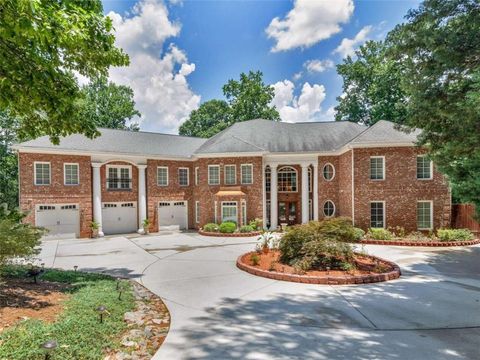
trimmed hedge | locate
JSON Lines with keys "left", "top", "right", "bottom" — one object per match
{"left": 437, "top": 228, "right": 474, "bottom": 242}
{"left": 219, "top": 221, "right": 236, "bottom": 233}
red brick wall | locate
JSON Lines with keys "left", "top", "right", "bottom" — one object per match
{"left": 193, "top": 157, "right": 263, "bottom": 229}
{"left": 146, "top": 159, "right": 195, "bottom": 231}
{"left": 19, "top": 153, "right": 93, "bottom": 237}
{"left": 318, "top": 156, "right": 341, "bottom": 219}
{"left": 352, "top": 147, "right": 451, "bottom": 232}
{"left": 337, "top": 150, "right": 353, "bottom": 219}
{"left": 101, "top": 161, "right": 139, "bottom": 203}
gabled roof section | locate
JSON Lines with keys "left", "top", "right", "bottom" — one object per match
{"left": 14, "top": 128, "right": 207, "bottom": 158}
{"left": 349, "top": 120, "right": 420, "bottom": 146}
{"left": 195, "top": 119, "right": 367, "bottom": 154}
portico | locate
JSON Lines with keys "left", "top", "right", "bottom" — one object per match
{"left": 263, "top": 155, "right": 319, "bottom": 230}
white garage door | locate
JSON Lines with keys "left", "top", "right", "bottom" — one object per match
{"left": 36, "top": 204, "right": 80, "bottom": 238}
{"left": 102, "top": 202, "right": 137, "bottom": 235}
{"left": 158, "top": 201, "right": 188, "bottom": 230}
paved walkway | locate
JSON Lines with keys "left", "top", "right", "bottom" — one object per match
{"left": 38, "top": 232, "right": 480, "bottom": 360}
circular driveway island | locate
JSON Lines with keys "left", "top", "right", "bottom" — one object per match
{"left": 38, "top": 232, "right": 480, "bottom": 360}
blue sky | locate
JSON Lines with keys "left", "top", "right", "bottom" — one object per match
{"left": 102, "top": 0, "right": 420, "bottom": 133}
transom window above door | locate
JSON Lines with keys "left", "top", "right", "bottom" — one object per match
{"left": 107, "top": 166, "right": 131, "bottom": 190}
{"left": 278, "top": 166, "right": 297, "bottom": 192}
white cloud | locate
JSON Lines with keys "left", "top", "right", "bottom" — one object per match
{"left": 271, "top": 80, "right": 327, "bottom": 123}
{"left": 266, "top": 0, "right": 354, "bottom": 52}
{"left": 292, "top": 72, "right": 303, "bottom": 81}
{"left": 107, "top": 0, "right": 200, "bottom": 133}
{"left": 333, "top": 25, "right": 372, "bottom": 58}
{"left": 304, "top": 59, "right": 335, "bottom": 73}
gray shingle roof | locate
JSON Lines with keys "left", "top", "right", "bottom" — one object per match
{"left": 14, "top": 119, "right": 420, "bottom": 157}
{"left": 15, "top": 128, "right": 207, "bottom": 158}
{"left": 349, "top": 120, "right": 420, "bottom": 145}
{"left": 194, "top": 119, "right": 367, "bottom": 154}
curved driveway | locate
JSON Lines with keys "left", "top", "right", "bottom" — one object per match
{"left": 39, "top": 232, "right": 480, "bottom": 360}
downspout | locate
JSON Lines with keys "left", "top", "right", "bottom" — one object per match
{"left": 351, "top": 148, "right": 355, "bottom": 226}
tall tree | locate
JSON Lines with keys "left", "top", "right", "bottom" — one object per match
{"left": 335, "top": 41, "right": 407, "bottom": 126}
{"left": 81, "top": 77, "right": 141, "bottom": 131}
{"left": 0, "top": 112, "right": 21, "bottom": 209}
{"left": 178, "top": 100, "right": 230, "bottom": 138}
{"left": 223, "top": 70, "right": 280, "bottom": 122}
{"left": 179, "top": 71, "right": 280, "bottom": 138}
{"left": 386, "top": 0, "right": 480, "bottom": 216}
{"left": 0, "top": 0, "right": 128, "bottom": 144}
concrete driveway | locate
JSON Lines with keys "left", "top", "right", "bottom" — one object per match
{"left": 38, "top": 232, "right": 480, "bottom": 360}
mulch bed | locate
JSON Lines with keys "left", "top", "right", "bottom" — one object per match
{"left": 0, "top": 278, "right": 70, "bottom": 332}
{"left": 198, "top": 229, "right": 262, "bottom": 237}
{"left": 237, "top": 250, "right": 401, "bottom": 285}
{"left": 359, "top": 238, "right": 480, "bottom": 247}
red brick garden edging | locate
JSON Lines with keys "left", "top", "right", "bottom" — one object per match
{"left": 198, "top": 230, "right": 262, "bottom": 237}
{"left": 236, "top": 252, "right": 401, "bottom": 285}
{"left": 359, "top": 238, "right": 480, "bottom": 247}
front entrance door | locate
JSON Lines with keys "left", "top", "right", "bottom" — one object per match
{"left": 278, "top": 201, "right": 297, "bottom": 225}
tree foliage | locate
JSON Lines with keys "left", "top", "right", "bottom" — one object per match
{"left": 335, "top": 0, "right": 480, "bottom": 217}
{"left": 0, "top": 0, "right": 129, "bottom": 144}
{"left": 179, "top": 71, "right": 280, "bottom": 138}
{"left": 0, "top": 206, "right": 44, "bottom": 268}
{"left": 80, "top": 77, "right": 140, "bottom": 131}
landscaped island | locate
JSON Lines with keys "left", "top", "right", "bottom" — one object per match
{"left": 0, "top": 265, "right": 169, "bottom": 359}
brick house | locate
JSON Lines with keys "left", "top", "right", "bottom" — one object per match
{"left": 13, "top": 119, "right": 451, "bottom": 238}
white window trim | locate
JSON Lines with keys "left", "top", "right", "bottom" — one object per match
{"left": 416, "top": 155, "right": 433, "bottom": 180}
{"left": 370, "top": 156, "right": 385, "bottom": 181}
{"left": 278, "top": 166, "right": 298, "bottom": 193}
{"left": 208, "top": 165, "right": 220, "bottom": 185}
{"left": 106, "top": 165, "right": 132, "bottom": 189}
{"left": 195, "top": 201, "right": 200, "bottom": 223}
{"left": 417, "top": 200, "right": 434, "bottom": 230}
{"left": 63, "top": 163, "right": 79, "bottom": 186}
{"left": 157, "top": 166, "right": 169, "bottom": 186}
{"left": 370, "top": 200, "right": 386, "bottom": 228}
{"left": 323, "top": 200, "right": 336, "bottom": 218}
{"left": 34, "top": 161, "right": 51, "bottom": 186}
{"left": 224, "top": 164, "right": 236, "bottom": 185}
{"left": 240, "top": 164, "right": 253, "bottom": 185}
{"left": 221, "top": 201, "right": 238, "bottom": 223}
{"left": 241, "top": 200, "right": 247, "bottom": 225}
{"left": 178, "top": 167, "right": 189, "bottom": 186}
{"left": 322, "top": 162, "right": 336, "bottom": 181}
{"left": 195, "top": 167, "right": 199, "bottom": 185}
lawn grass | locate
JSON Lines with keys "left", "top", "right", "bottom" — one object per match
{"left": 0, "top": 266, "right": 135, "bottom": 360}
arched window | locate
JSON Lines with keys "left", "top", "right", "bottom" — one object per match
{"left": 278, "top": 166, "right": 297, "bottom": 192}
{"left": 323, "top": 163, "right": 335, "bottom": 181}
{"left": 323, "top": 200, "right": 336, "bottom": 217}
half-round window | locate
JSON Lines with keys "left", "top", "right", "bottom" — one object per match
{"left": 323, "top": 163, "right": 335, "bottom": 181}
{"left": 323, "top": 200, "right": 335, "bottom": 217}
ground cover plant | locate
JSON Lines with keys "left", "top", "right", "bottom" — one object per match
{"left": 365, "top": 226, "right": 475, "bottom": 242}
{"left": 201, "top": 220, "right": 261, "bottom": 234}
{"left": 0, "top": 265, "right": 135, "bottom": 360}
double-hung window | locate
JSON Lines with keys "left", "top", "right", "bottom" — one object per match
{"left": 221, "top": 201, "right": 237, "bottom": 223}
{"left": 417, "top": 201, "right": 433, "bottom": 230}
{"left": 178, "top": 168, "right": 189, "bottom": 186}
{"left": 241, "top": 164, "right": 253, "bottom": 184}
{"left": 370, "top": 201, "right": 385, "bottom": 228}
{"left": 370, "top": 156, "right": 385, "bottom": 180}
{"left": 208, "top": 165, "right": 220, "bottom": 185}
{"left": 224, "top": 165, "right": 236, "bottom": 185}
{"left": 107, "top": 166, "right": 131, "bottom": 189}
{"left": 417, "top": 156, "right": 432, "bottom": 180}
{"left": 64, "top": 163, "right": 79, "bottom": 185}
{"left": 157, "top": 167, "right": 168, "bottom": 186}
{"left": 35, "top": 162, "right": 51, "bottom": 185}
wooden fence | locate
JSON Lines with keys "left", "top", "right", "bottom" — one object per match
{"left": 452, "top": 204, "right": 480, "bottom": 234}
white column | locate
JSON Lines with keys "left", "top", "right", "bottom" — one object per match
{"left": 313, "top": 163, "right": 319, "bottom": 221}
{"left": 262, "top": 163, "right": 267, "bottom": 230}
{"left": 270, "top": 164, "right": 278, "bottom": 230}
{"left": 301, "top": 164, "right": 309, "bottom": 224}
{"left": 137, "top": 164, "right": 147, "bottom": 234}
{"left": 92, "top": 163, "right": 104, "bottom": 237}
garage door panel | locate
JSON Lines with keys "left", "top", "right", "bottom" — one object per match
{"left": 159, "top": 201, "right": 187, "bottom": 230}
{"left": 36, "top": 205, "right": 80, "bottom": 238}
{"left": 102, "top": 202, "right": 137, "bottom": 235}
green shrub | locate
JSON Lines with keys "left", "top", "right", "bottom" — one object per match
{"left": 367, "top": 228, "right": 394, "bottom": 240}
{"left": 389, "top": 226, "right": 406, "bottom": 238}
{"left": 203, "top": 223, "right": 219, "bottom": 232}
{"left": 240, "top": 225, "right": 254, "bottom": 233}
{"left": 437, "top": 228, "right": 474, "bottom": 242}
{"left": 249, "top": 218, "right": 262, "bottom": 230}
{"left": 250, "top": 253, "right": 260, "bottom": 266}
{"left": 353, "top": 227, "right": 365, "bottom": 242}
{"left": 219, "top": 221, "right": 236, "bottom": 233}
{"left": 310, "top": 217, "right": 357, "bottom": 242}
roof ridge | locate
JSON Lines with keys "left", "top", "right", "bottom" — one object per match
{"left": 97, "top": 127, "right": 205, "bottom": 140}
{"left": 230, "top": 134, "right": 266, "bottom": 151}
